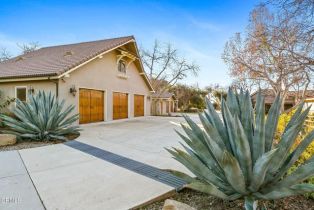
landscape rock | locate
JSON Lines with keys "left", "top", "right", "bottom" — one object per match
{"left": 162, "top": 199, "right": 196, "bottom": 210}
{"left": 0, "top": 134, "right": 17, "bottom": 146}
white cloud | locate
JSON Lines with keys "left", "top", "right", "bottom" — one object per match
{"left": 189, "top": 17, "right": 220, "bottom": 32}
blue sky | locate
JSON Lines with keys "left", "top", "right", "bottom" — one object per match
{"left": 0, "top": 0, "right": 261, "bottom": 87}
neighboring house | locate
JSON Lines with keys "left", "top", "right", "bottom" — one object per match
{"left": 251, "top": 89, "right": 314, "bottom": 111}
{"left": 304, "top": 97, "right": 314, "bottom": 112}
{"left": 151, "top": 92, "right": 178, "bottom": 115}
{"left": 0, "top": 36, "right": 154, "bottom": 124}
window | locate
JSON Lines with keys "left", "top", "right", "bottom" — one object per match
{"left": 15, "top": 86, "right": 27, "bottom": 102}
{"left": 118, "top": 60, "right": 126, "bottom": 74}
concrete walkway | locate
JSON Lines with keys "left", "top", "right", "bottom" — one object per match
{"left": 0, "top": 151, "right": 44, "bottom": 210}
{"left": 3, "top": 115, "right": 198, "bottom": 210}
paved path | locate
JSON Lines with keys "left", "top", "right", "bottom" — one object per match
{"left": 3, "top": 115, "right": 199, "bottom": 210}
{"left": 0, "top": 151, "right": 44, "bottom": 210}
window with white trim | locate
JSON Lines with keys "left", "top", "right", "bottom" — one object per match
{"left": 15, "top": 86, "right": 27, "bottom": 102}
{"left": 118, "top": 59, "right": 126, "bottom": 74}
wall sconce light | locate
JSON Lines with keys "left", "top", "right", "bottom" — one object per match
{"left": 69, "top": 85, "right": 77, "bottom": 96}
{"left": 28, "top": 86, "right": 35, "bottom": 94}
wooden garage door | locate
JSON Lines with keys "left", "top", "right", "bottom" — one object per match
{"left": 113, "top": 92, "right": 128, "bottom": 120}
{"left": 134, "top": 95, "right": 144, "bottom": 117}
{"left": 79, "top": 89, "right": 104, "bottom": 124}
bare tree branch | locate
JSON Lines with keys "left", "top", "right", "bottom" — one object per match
{"left": 0, "top": 47, "right": 12, "bottom": 62}
{"left": 140, "top": 40, "right": 200, "bottom": 95}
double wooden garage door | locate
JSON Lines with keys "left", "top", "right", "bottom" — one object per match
{"left": 113, "top": 93, "right": 144, "bottom": 120}
{"left": 79, "top": 89, "right": 104, "bottom": 124}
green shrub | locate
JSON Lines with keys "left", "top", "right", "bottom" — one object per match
{"left": 0, "top": 91, "right": 80, "bottom": 141}
{"left": 167, "top": 89, "right": 314, "bottom": 210}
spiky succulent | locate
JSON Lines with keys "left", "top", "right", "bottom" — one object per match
{"left": 0, "top": 91, "right": 80, "bottom": 141}
{"left": 167, "top": 89, "right": 314, "bottom": 210}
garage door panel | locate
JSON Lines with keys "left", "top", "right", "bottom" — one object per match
{"left": 90, "top": 90, "right": 104, "bottom": 122}
{"left": 134, "top": 95, "right": 144, "bottom": 117}
{"left": 79, "top": 89, "right": 104, "bottom": 124}
{"left": 113, "top": 92, "right": 128, "bottom": 120}
{"left": 79, "top": 90, "right": 91, "bottom": 124}
{"left": 113, "top": 93, "right": 120, "bottom": 120}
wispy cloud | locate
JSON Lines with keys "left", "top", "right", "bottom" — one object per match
{"left": 189, "top": 17, "right": 220, "bottom": 32}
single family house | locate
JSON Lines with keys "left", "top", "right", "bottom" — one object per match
{"left": 0, "top": 36, "right": 154, "bottom": 124}
{"left": 251, "top": 89, "right": 314, "bottom": 112}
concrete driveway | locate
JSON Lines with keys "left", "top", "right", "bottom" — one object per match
{"left": 1, "top": 115, "right": 199, "bottom": 210}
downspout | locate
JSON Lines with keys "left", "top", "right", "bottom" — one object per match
{"left": 48, "top": 77, "right": 59, "bottom": 97}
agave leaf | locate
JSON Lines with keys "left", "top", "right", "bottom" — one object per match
{"left": 221, "top": 151, "right": 247, "bottom": 194}
{"left": 183, "top": 114, "right": 208, "bottom": 147}
{"left": 267, "top": 107, "right": 310, "bottom": 176}
{"left": 239, "top": 91, "right": 254, "bottom": 155}
{"left": 233, "top": 116, "right": 252, "bottom": 184}
{"left": 164, "top": 169, "right": 195, "bottom": 183}
{"left": 249, "top": 149, "right": 277, "bottom": 192}
{"left": 20, "top": 133, "right": 40, "bottom": 139}
{"left": 187, "top": 181, "right": 229, "bottom": 200}
{"left": 176, "top": 132, "right": 223, "bottom": 178}
{"left": 276, "top": 156, "right": 314, "bottom": 188}
{"left": 179, "top": 125, "right": 210, "bottom": 154}
{"left": 205, "top": 98, "right": 229, "bottom": 146}
{"left": 290, "top": 183, "right": 314, "bottom": 193}
{"left": 255, "top": 183, "right": 314, "bottom": 200}
{"left": 272, "top": 129, "right": 314, "bottom": 182}
{"left": 226, "top": 88, "right": 240, "bottom": 117}
{"left": 252, "top": 90, "right": 265, "bottom": 163}
{"left": 254, "top": 188, "right": 302, "bottom": 200}
{"left": 167, "top": 148, "right": 229, "bottom": 191}
{"left": 198, "top": 112, "right": 227, "bottom": 150}
{"left": 264, "top": 95, "right": 281, "bottom": 152}
{"left": 284, "top": 101, "right": 304, "bottom": 133}
{"left": 221, "top": 100, "right": 237, "bottom": 155}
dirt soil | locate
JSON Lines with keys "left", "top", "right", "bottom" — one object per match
{"left": 138, "top": 189, "right": 314, "bottom": 210}
{"left": 0, "top": 134, "right": 79, "bottom": 151}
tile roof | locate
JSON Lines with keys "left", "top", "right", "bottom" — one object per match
{"left": 152, "top": 92, "right": 175, "bottom": 99}
{"left": 0, "top": 36, "right": 134, "bottom": 79}
{"left": 251, "top": 89, "right": 314, "bottom": 104}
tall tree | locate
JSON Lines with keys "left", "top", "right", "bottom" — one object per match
{"left": 140, "top": 40, "right": 199, "bottom": 94}
{"left": 223, "top": 5, "right": 313, "bottom": 109}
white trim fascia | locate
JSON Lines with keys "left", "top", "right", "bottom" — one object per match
{"left": 0, "top": 77, "right": 51, "bottom": 83}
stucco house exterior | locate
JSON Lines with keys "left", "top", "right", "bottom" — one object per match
{"left": 151, "top": 92, "right": 178, "bottom": 115}
{"left": 0, "top": 36, "right": 154, "bottom": 124}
